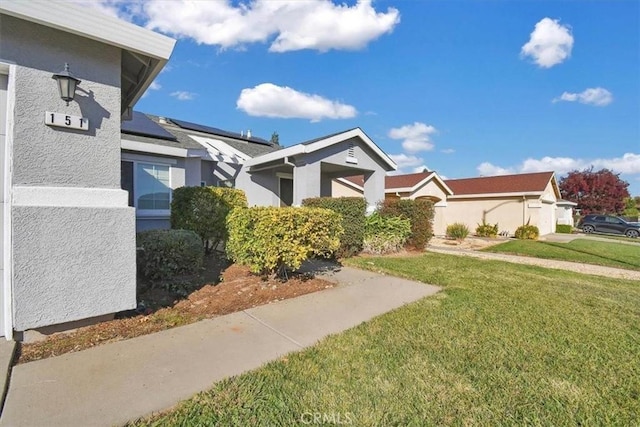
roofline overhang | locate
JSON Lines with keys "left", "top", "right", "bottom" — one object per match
{"left": 0, "top": 0, "right": 175, "bottom": 59}
{"left": 245, "top": 128, "right": 397, "bottom": 170}
{"left": 385, "top": 172, "right": 454, "bottom": 196}
{"left": 448, "top": 191, "right": 544, "bottom": 199}
{"left": 121, "top": 139, "right": 188, "bottom": 158}
{"left": 335, "top": 177, "right": 364, "bottom": 191}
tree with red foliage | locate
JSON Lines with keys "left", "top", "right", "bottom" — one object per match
{"left": 559, "top": 168, "right": 630, "bottom": 214}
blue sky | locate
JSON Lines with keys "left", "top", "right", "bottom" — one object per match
{"left": 92, "top": 0, "right": 639, "bottom": 194}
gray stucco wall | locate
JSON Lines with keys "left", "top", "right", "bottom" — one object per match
{"left": 12, "top": 206, "right": 136, "bottom": 330}
{"left": 2, "top": 16, "right": 138, "bottom": 331}
{"left": 1, "top": 15, "right": 122, "bottom": 188}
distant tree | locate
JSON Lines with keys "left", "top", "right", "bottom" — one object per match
{"left": 622, "top": 197, "right": 639, "bottom": 217}
{"left": 270, "top": 131, "right": 280, "bottom": 146}
{"left": 559, "top": 168, "right": 630, "bottom": 215}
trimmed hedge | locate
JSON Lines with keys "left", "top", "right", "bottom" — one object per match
{"left": 446, "top": 223, "right": 470, "bottom": 240}
{"left": 363, "top": 213, "right": 411, "bottom": 255}
{"left": 377, "top": 199, "right": 434, "bottom": 249}
{"left": 302, "top": 197, "right": 367, "bottom": 258}
{"left": 171, "top": 186, "right": 247, "bottom": 253}
{"left": 226, "top": 206, "right": 343, "bottom": 276}
{"left": 136, "top": 229, "right": 204, "bottom": 284}
{"left": 476, "top": 220, "right": 499, "bottom": 238}
{"left": 556, "top": 224, "right": 572, "bottom": 234}
{"left": 515, "top": 224, "right": 540, "bottom": 240}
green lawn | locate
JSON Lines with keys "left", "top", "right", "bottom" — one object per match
{"left": 587, "top": 233, "right": 640, "bottom": 243}
{"left": 482, "top": 238, "right": 640, "bottom": 271}
{"left": 132, "top": 254, "right": 640, "bottom": 426}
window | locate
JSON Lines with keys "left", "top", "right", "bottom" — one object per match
{"left": 136, "top": 163, "right": 171, "bottom": 210}
{"left": 121, "top": 160, "right": 171, "bottom": 212}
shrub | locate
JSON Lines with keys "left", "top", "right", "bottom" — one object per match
{"left": 136, "top": 229, "right": 204, "bottom": 284}
{"left": 515, "top": 224, "right": 540, "bottom": 240}
{"left": 556, "top": 224, "right": 572, "bottom": 234}
{"left": 363, "top": 213, "right": 411, "bottom": 255}
{"left": 226, "top": 206, "right": 343, "bottom": 276}
{"left": 446, "top": 223, "right": 470, "bottom": 240}
{"left": 302, "top": 197, "right": 367, "bottom": 258}
{"left": 476, "top": 220, "right": 499, "bottom": 238}
{"left": 377, "top": 199, "right": 434, "bottom": 249}
{"left": 171, "top": 186, "right": 247, "bottom": 253}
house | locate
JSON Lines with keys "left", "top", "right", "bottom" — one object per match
{"left": 0, "top": 1, "right": 175, "bottom": 339}
{"left": 443, "top": 172, "right": 560, "bottom": 236}
{"left": 121, "top": 115, "right": 397, "bottom": 231}
{"left": 334, "top": 170, "right": 561, "bottom": 236}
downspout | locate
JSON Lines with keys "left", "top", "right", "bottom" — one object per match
{"left": 284, "top": 156, "right": 297, "bottom": 206}
{"left": 2, "top": 65, "right": 16, "bottom": 340}
{"left": 522, "top": 195, "right": 526, "bottom": 225}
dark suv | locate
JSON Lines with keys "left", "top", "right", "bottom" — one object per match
{"left": 578, "top": 214, "right": 640, "bottom": 238}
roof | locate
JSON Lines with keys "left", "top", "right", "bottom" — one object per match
{"left": 121, "top": 112, "right": 279, "bottom": 159}
{"left": 245, "top": 128, "right": 397, "bottom": 170}
{"left": 444, "top": 172, "right": 556, "bottom": 196}
{"left": 1, "top": 0, "right": 176, "bottom": 116}
{"left": 386, "top": 171, "right": 431, "bottom": 190}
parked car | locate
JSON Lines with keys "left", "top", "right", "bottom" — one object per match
{"left": 577, "top": 214, "right": 640, "bottom": 238}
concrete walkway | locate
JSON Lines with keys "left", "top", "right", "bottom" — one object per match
{"left": 0, "top": 266, "right": 439, "bottom": 427}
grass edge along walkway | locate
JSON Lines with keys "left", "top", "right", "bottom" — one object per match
{"left": 131, "top": 253, "right": 640, "bottom": 426}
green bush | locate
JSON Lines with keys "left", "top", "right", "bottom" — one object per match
{"left": 226, "top": 206, "right": 343, "bottom": 276}
{"left": 515, "top": 224, "right": 540, "bottom": 240}
{"left": 476, "top": 220, "right": 499, "bottom": 238}
{"left": 171, "top": 186, "right": 247, "bottom": 253}
{"left": 556, "top": 224, "right": 572, "bottom": 234}
{"left": 363, "top": 213, "right": 411, "bottom": 255}
{"left": 136, "top": 229, "right": 204, "bottom": 284}
{"left": 302, "top": 197, "right": 366, "bottom": 258}
{"left": 446, "top": 223, "right": 470, "bottom": 240}
{"left": 377, "top": 199, "right": 434, "bottom": 250}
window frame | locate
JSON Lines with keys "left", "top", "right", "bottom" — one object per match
{"left": 121, "top": 159, "right": 173, "bottom": 217}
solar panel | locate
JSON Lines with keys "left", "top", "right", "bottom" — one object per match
{"left": 121, "top": 111, "right": 177, "bottom": 141}
{"left": 170, "top": 118, "right": 271, "bottom": 145}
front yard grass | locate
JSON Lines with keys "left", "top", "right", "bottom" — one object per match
{"left": 132, "top": 253, "right": 640, "bottom": 426}
{"left": 482, "top": 238, "right": 640, "bottom": 271}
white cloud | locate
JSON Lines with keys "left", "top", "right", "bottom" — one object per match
{"left": 148, "top": 81, "right": 161, "bottom": 91}
{"left": 236, "top": 83, "right": 356, "bottom": 122}
{"left": 477, "top": 153, "right": 640, "bottom": 177}
{"left": 388, "top": 122, "right": 437, "bottom": 153}
{"left": 521, "top": 17, "right": 573, "bottom": 68}
{"left": 441, "top": 148, "right": 455, "bottom": 154}
{"left": 388, "top": 153, "right": 425, "bottom": 175}
{"left": 101, "top": 0, "right": 400, "bottom": 53}
{"left": 170, "top": 91, "right": 196, "bottom": 101}
{"left": 553, "top": 87, "right": 613, "bottom": 106}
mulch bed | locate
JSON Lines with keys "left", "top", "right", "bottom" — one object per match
{"left": 17, "top": 259, "right": 335, "bottom": 364}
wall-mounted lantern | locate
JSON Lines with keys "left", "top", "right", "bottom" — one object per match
{"left": 52, "top": 63, "right": 81, "bottom": 106}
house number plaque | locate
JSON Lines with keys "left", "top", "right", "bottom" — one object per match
{"left": 45, "top": 112, "right": 89, "bottom": 131}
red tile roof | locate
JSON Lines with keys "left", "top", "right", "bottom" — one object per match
{"left": 385, "top": 171, "right": 431, "bottom": 189}
{"left": 341, "top": 175, "right": 364, "bottom": 187}
{"left": 444, "top": 172, "right": 555, "bottom": 195}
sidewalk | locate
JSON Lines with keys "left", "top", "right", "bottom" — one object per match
{"left": 0, "top": 266, "right": 439, "bottom": 427}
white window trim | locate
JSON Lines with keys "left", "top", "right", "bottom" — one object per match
{"left": 122, "top": 159, "right": 172, "bottom": 218}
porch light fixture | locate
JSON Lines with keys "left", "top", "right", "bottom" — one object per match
{"left": 52, "top": 63, "right": 81, "bottom": 106}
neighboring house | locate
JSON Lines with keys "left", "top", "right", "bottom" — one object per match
{"left": 443, "top": 172, "right": 560, "bottom": 236}
{"left": 556, "top": 199, "right": 578, "bottom": 226}
{"left": 121, "top": 116, "right": 397, "bottom": 231}
{"left": 0, "top": 1, "right": 175, "bottom": 339}
{"left": 335, "top": 170, "right": 561, "bottom": 236}
{"left": 121, "top": 112, "right": 279, "bottom": 230}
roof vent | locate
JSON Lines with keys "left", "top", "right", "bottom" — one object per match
{"left": 158, "top": 117, "right": 168, "bottom": 124}
{"left": 247, "top": 129, "right": 252, "bottom": 139}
